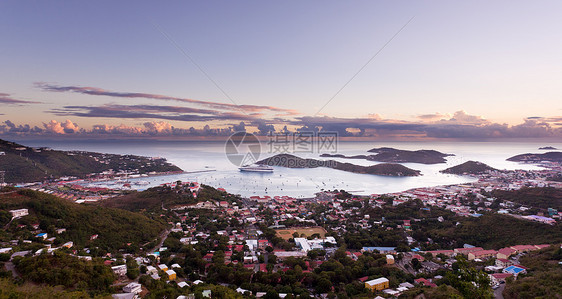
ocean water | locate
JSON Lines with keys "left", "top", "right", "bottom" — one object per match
{"left": 20, "top": 139, "right": 562, "bottom": 198}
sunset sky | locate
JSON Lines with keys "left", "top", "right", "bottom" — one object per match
{"left": 1, "top": 1, "right": 562, "bottom": 139}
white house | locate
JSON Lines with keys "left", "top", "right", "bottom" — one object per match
{"left": 123, "top": 282, "right": 142, "bottom": 294}
{"left": 9, "top": 209, "right": 28, "bottom": 218}
{"left": 111, "top": 265, "right": 127, "bottom": 276}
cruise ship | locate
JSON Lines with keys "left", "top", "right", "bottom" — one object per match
{"left": 238, "top": 164, "right": 274, "bottom": 173}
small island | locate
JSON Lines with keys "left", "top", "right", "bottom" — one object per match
{"left": 539, "top": 146, "right": 557, "bottom": 150}
{"left": 257, "top": 153, "right": 421, "bottom": 176}
{"left": 440, "top": 161, "right": 499, "bottom": 175}
{"left": 366, "top": 147, "right": 454, "bottom": 164}
{"left": 320, "top": 147, "right": 453, "bottom": 164}
{"left": 507, "top": 152, "right": 562, "bottom": 163}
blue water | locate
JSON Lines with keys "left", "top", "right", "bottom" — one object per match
{"left": 19, "top": 139, "right": 561, "bottom": 198}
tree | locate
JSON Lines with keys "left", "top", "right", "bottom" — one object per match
{"left": 445, "top": 256, "right": 493, "bottom": 299}
{"left": 315, "top": 278, "right": 333, "bottom": 294}
{"left": 411, "top": 258, "right": 422, "bottom": 271}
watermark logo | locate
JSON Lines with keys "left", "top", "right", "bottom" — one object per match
{"left": 225, "top": 132, "right": 262, "bottom": 167}
{"left": 267, "top": 132, "right": 338, "bottom": 154}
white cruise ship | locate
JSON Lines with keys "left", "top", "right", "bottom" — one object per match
{"left": 238, "top": 164, "right": 274, "bottom": 173}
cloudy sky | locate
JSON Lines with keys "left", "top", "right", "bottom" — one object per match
{"left": 1, "top": 1, "right": 562, "bottom": 139}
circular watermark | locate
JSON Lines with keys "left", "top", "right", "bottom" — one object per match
{"left": 225, "top": 132, "right": 262, "bottom": 167}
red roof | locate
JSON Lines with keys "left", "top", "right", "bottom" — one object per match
{"left": 358, "top": 276, "right": 369, "bottom": 282}
{"left": 491, "top": 273, "right": 513, "bottom": 279}
{"left": 259, "top": 264, "right": 267, "bottom": 272}
{"left": 498, "top": 248, "right": 516, "bottom": 256}
{"left": 455, "top": 247, "right": 483, "bottom": 253}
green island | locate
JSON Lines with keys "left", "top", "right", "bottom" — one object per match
{"left": 258, "top": 153, "right": 421, "bottom": 176}
{"left": 440, "top": 161, "right": 499, "bottom": 175}
{"left": 320, "top": 147, "right": 454, "bottom": 164}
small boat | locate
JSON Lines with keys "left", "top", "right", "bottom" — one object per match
{"left": 239, "top": 164, "right": 274, "bottom": 173}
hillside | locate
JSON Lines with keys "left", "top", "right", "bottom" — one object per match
{"left": 100, "top": 183, "right": 241, "bottom": 211}
{"left": 258, "top": 154, "right": 421, "bottom": 176}
{"left": 0, "top": 138, "right": 182, "bottom": 183}
{"left": 440, "top": 161, "right": 499, "bottom": 175}
{"left": 507, "top": 151, "right": 562, "bottom": 163}
{"left": 0, "top": 188, "right": 166, "bottom": 252}
{"left": 503, "top": 245, "right": 562, "bottom": 299}
{"left": 492, "top": 187, "right": 562, "bottom": 211}
{"left": 366, "top": 147, "right": 453, "bottom": 164}
{"left": 420, "top": 213, "right": 562, "bottom": 249}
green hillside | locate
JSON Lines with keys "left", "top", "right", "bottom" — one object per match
{"left": 100, "top": 183, "right": 241, "bottom": 212}
{"left": 440, "top": 160, "right": 498, "bottom": 175}
{"left": 0, "top": 138, "right": 182, "bottom": 183}
{"left": 0, "top": 188, "right": 166, "bottom": 253}
{"left": 492, "top": 187, "right": 562, "bottom": 211}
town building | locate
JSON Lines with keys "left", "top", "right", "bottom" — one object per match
{"left": 9, "top": 209, "right": 28, "bottom": 218}
{"left": 365, "top": 277, "right": 389, "bottom": 291}
{"left": 123, "top": 282, "right": 142, "bottom": 294}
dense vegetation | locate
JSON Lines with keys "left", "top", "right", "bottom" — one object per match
{"left": 258, "top": 154, "right": 421, "bottom": 176}
{"left": 419, "top": 213, "right": 562, "bottom": 249}
{"left": 13, "top": 252, "right": 115, "bottom": 295}
{"left": 0, "top": 138, "right": 181, "bottom": 183}
{"left": 0, "top": 278, "right": 95, "bottom": 299}
{"left": 492, "top": 187, "right": 562, "bottom": 211}
{"left": 0, "top": 189, "right": 166, "bottom": 253}
{"left": 503, "top": 245, "right": 562, "bottom": 299}
{"left": 101, "top": 183, "right": 242, "bottom": 212}
{"left": 440, "top": 161, "right": 498, "bottom": 175}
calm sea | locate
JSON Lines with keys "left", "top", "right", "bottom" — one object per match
{"left": 20, "top": 139, "right": 562, "bottom": 198}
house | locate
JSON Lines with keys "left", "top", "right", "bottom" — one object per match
{"left": 489, "top": 273, "right": 513, "bottom": 285}
{"left": 510, "top": 245, "right": 538, "bottom": 254}
{"left": 402, "top": 220, "right": 411, "bottom": 230}
{"left": 165, "top": 269, "right": 176, "bottom": 280}
{"left": 495, "top": 258, "right": 513, "bottom": 268}
{"left": 386, "top": 255, "right": 394, "bottom": 265}
{"left": 503, "top": 265, "right": 527, "bottom": 276}
{"left": 468, "top": 250, "right": 497, "bottom": 260}
{"left": 177, "top": 281, "right": 189, "bottom": 288}
{"left": 62, "top": 241, "right": 73, "bottom": 248}
{"left": 365, "top": 277, "right": 389, "bottom": 291}
{"left": 111, "top": 265, "right": 127, "bottom": 276}
{"left": 202, "top": 290, "right": 211, "bottom": 298}
{"left": 145, "top": 265, "right": 157, "bottom": 275}
{"left": 9, "top": 209, "right": 28, "bottom": 218}
{"left": 36, "top": 233, "right": 48, "bottom": 240}
{"left": 426, "top": 250, "right": 455, "bottom": 257}
{"left": 111, "top": 294, "right": 136, "bottom": 299}
{"left": 497, "top": 247, "right": 517, "bottom": 259}
{"left": 415, "top": 278, "right": 437, "bottom": 288}
{"left": 158, "top": 264, "right": 168, "bottom": 272}
{"left": 454, "top": 247, "right": 483, "bottom": 255}
{"left": 123, "top": 282, "right": 142, "bottom": 294}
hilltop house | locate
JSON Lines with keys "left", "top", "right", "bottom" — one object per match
{"left": 9, "top": 209, "right": 28, "bottom": 218}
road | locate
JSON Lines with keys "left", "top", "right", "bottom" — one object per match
{"left": 4, "top": 261, "right": 19, "bottom": 278}
{"left": 494, "top": 283, "right": 505, "bottom": 299}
